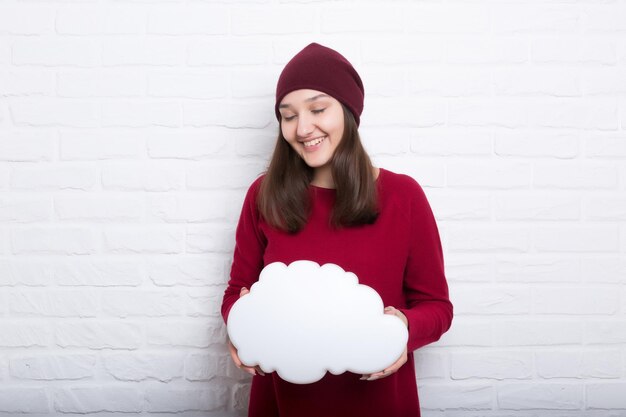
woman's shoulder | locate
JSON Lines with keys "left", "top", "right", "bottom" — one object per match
{"left": 379, "top": 167, "right": 423, "bottom": 193}
{"left": 378, "top": 168, "right": 435, "bottom": 220}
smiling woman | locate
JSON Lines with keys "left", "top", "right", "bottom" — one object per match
{"left": 278, "top": 91, "right": 344, "bottom": 181}
{"left": 260, "top": 85, "right": 378, "bottom": 233}
{"left": 280, "top": 92, "right": 341, "bottom": 169}
{"left": 221, "top": 42, "right": 453, "bottom": 417}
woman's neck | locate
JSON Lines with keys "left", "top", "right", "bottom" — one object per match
{"left": 311, "top": 165, "right": 334, "bottom": 189}
{"left": 310, "top": 166, "right": 380, "bottom": 189}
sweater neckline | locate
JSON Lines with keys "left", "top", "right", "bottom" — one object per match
{"left": 309, "top": 168, "right": 385, "bottom": 193}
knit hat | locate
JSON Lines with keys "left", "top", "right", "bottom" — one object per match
{"left": 275, "top": 42, "right": 365, "bottom": 127}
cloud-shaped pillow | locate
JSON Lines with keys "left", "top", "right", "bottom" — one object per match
{"left": 226, "top": 260, "right": 408, "bottom": 384}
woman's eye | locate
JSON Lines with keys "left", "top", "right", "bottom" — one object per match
{"left": 282, "top": 108, "right": 325, "bottom": 122}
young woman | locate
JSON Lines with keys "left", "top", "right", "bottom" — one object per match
{"left": 221, "top": 42, "right": 453, "bottom": 417}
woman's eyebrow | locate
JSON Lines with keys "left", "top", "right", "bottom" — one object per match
{"left": 279, "top": 94, "right": 330, "bottom": 109}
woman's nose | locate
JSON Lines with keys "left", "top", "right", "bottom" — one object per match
{"left": 296, "top": 114, "right": 314, "bottom": 138}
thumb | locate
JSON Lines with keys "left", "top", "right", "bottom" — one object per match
{"left": 385, "top": 306, "right": 408, "bottom": 327}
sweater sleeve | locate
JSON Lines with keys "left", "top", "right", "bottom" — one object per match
{"left": 397, "top": 179, "right": 453, "bottom": 352}
{"left": 221, "top": 176, "right": 267, "bottom": 325}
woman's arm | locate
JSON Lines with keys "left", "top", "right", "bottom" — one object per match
{"left": 221, "top": 176, "right": 267, "bottom": 324}
{"left": 397, "top": 179, "right": 453, "bottom": 352}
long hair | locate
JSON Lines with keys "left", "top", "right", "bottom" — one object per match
{"left": 258, "top": 104, "right": 378, "bottom": 233}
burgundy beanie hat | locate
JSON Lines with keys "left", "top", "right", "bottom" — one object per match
{"left": 275, "top": 42, "right": 365, "bottom": 127}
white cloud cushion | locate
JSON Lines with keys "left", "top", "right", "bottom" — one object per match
{"left": 227, "top": 260, "right": 409, "bottom": 384}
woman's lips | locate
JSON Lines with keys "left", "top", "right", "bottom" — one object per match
{"left": 302, "top": 136, "right": 327, "bottom": 152}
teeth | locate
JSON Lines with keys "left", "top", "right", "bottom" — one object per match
{"left": 303, "top": 136, "right": 326, "bottom": 147}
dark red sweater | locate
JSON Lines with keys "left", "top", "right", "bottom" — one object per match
{"left": 221, "top": 168, "right": 453, "bottom": 417}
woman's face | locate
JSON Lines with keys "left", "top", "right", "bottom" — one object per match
{"left": 278, "top": 89, "right": 345, "bottom": 170}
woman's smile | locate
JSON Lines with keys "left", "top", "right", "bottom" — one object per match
{"left": 279, "top": 89, "right": 345, "bottom": 184}
{"left": 301, "top": 135, "right": 327, "bottom": 151}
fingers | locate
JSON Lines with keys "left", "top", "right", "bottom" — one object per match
{"left": 228, "top": 339, "right": 264, "bottom": 376}
{"left": 238, "top": 363, "right": 265, "bottom": 377}
{"left": 362, "top": 366, "right": 392, "bottom": 381}
{"left": 360, "top": 307, "right": 409, "bottom": 381}
{"left": 232, "top": 288, "right": 262, "bottom": 377}
{"left": 235, "top": 359, "right": 264, "bottom": 377}
{"left": 384, "top": 306, "right": 408, "bottom": 328}
{"left": 227, "top": 340, "right": 242, "bottom": 367}
{"left": 361, "top": 347, "right": 408, "bottom": 382}
{"left": 362, "top": 359, "right": 405, "bottom": 381}
{"left": 360, "top": 370, "right": 385, "bottom": 381}
{"left": 240, "top": 364, "right": 259, "bottom": 376}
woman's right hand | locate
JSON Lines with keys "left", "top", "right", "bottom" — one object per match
{"left": 227, "top": 287, "right": 265, "bottom": 377}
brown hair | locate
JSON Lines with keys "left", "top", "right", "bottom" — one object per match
{"left": 258, "top": 104, "right": 378, "bottom": 233}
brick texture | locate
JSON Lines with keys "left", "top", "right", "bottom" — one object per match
{"left": 1, "top": 1, "right": 625, "bottom": 416}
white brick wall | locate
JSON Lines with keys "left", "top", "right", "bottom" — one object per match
{"left": 0, "top": 0, "right": 625, "bottom": 416}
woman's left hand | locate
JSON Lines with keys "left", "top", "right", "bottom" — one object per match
{"left": 360, "top": 306, "right": 408, "bottom": 382}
